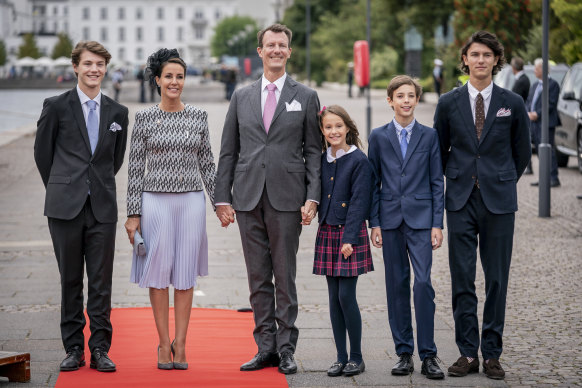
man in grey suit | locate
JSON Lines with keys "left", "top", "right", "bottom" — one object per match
{"left": 215, "top": 23, "right": 321, "bottom": 375}
{"left": 34, "top": 41, "right": 128, "bottom": 372}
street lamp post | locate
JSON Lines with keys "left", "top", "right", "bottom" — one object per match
{"left": 538, "top": 0, "right": 551, "bottom": 217}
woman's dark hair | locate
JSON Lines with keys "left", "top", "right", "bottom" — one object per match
{"left": 459, "top": 30, "right": 505, "bottom": 76}
{"left": 318, "top": 105, "right": 362, "bottom": 151}
{"left": 145, "top": 48, "right": 187, "bottom": 95}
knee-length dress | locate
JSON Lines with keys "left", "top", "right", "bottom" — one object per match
{"left": 127, "top": 104, "right": 216, "bottom": 289}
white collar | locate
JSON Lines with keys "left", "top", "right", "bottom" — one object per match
{"left": 76, "top": 85, "right": 102, "bottom": 106}
{"left": 467, "top": 81, "right": 493, "bottom": 100}
{"left": 326, "top": 145, "right": 357, "bottom": 162}
{"left": 261, "top": 73, "right": 287, "bottom": 92}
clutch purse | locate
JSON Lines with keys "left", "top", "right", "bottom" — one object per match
{"left": 134, "top": 230, "right": 146, "bottom": 256}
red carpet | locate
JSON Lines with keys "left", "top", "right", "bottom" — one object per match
{"left": 55, "top": 308, "right": 288, "bottom": 388}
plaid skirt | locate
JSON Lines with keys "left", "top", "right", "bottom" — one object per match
{"left": 313, "top": 222, "right": 374, "bottom": 277}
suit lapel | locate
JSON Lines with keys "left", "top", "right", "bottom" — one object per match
{"left": 385, "top": 122, "right": 403, "bottom": 163}
{"left": 454, "top": 85, "right": 479, "bottom": 147}
{"left": 250, "top": 79, "right": 264, "bottom": 132}
{"left": 68, "top": 88, "right": 92, "bottom": 153}
{"left": 479, "top": 84, "right": 504, "bottom": 144}
{"left": 94, "top": 95, "right": 110, "bottom": 156}
{"left": 270, "top": 77, "right": 298, "bottom": 131}
{"left": 402, "top": 121, "right": 423, "bottom": 169}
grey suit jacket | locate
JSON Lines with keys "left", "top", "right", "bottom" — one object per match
{"left": 215, "top": 76, "right": 321, "bottom": 212}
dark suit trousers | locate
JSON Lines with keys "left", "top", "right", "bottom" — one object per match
{"left": 236, "top": 188, "right": 302, "bottom": 354}
{"left": 382, "top": 222, "right": 437, "bottom": 360}
{"left": 48, "top": 197, "right": 116, "bottom": 353}
{"left": 447, "top": 187, "right": 514, "bottom": 360}
{"left": 532, "top": 125, "right": 559, "bottom": 181}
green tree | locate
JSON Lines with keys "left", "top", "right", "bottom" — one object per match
{"left": 0, "top": 40, "right": 6, "bottom": 66}
{"left": 210, "top": 16, "right": 259, "bottom": 58}
{"left": 552, "top": 0, "right": 582, "bottom": 64}
{"left": 51, "top": 32, "right": 73, "bottom": 59}
{"left": 18, "top": 33, "right": 41, "bottom": 59}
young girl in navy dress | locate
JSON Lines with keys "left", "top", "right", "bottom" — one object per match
{"left": 312, "top": 105, "right": 374, "bottom": 377}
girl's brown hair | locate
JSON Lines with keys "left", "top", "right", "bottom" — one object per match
{"left": 318, "top": 105, "right": 362, "bottom": 151}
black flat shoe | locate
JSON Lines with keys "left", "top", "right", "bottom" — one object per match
{"left": 240, "top": 352, "right": 280, "bottom": 371}
{"left": 343, "top": 360, "right": 365, "bottom": 376}
{"left": 391, "top": 353, "right": 413, "bottom": 375}
{"left": 327, "top": 361, "right": 345, "bottom": 377}
{"left": 421, "top": 356, "right": 444, "bottom": 379}
{"left": 278, "top": 352, "right": 297, "bottom": 374}
{"left": 90, "top": 348, "right": 116, "bottom": 372}
{"left": 60, "top": 346, "right": 85, "bottom": 371}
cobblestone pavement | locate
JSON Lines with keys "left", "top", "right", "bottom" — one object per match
{"left": 0, "top": 80, "right": 581, "bottom": 387}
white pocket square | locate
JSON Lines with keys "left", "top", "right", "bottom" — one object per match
{"left": 285, "top": 100, "right": 302, "bottom": 112}
{"left": 496, "top": 108, "right": 511, "bottom": 117}
{"left": 109, "top": 122, "right": 122, "bottom": 132}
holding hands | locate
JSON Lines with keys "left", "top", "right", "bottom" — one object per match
{"left": 301, "top": 200, "right": 317, "bottom": 225}
{"left": 216, "top": 204, "right": 236, "bottom": 227}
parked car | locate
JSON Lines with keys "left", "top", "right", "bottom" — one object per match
{"left": 494, "top": 63, "right": 569, "bottom": 91}
{"left": 555, "top": 62, "right": 582, "bottom": 172}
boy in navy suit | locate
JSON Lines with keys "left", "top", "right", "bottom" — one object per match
{"left": 369, "top": 75, "right": 445, "bottom": 380}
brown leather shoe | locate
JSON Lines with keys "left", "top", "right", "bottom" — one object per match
{"left": 448, "top": 356, "right": 479, "bottom": 377}
{"left": 483, "top": 359, "right": 505, "bottom": 380}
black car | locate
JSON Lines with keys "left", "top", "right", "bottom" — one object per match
{"left": 555, "top": 63, "right": 582, "bottom": 173}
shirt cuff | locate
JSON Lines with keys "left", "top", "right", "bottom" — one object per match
{"left": 307, "top": 199, "right": 319, "bottom": 205}
{"left": 215, "top": 202, "right": 231, "bottom": 206}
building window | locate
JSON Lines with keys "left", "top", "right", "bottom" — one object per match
{"left": 100, "top": 7, "right": 107, "bottom": 20}
{"left": 83, "top": 27, "right": 90, "bottom": 40}
{"left": 136, "top": 47, "right": 143, "bottom": 61}
{"left": 64, "top": 22, "right": 69, "bottom": 33}
{"left": 157, "top": 7, "right": 164, "bottom": 20}
{"left": 64, "top": 6, "right": 68, "bottom": 16}
{"left": 136, "top": 7, "right": 142, "bottom": 20}
{"left": 215, "top": 8, "right": 221, "bottom": 20}
{"left": 82, "top": 7, "right": 90, "bottom": 20}
{"left": 177, "top": 27, "right": 183, "bottom": 42}
{"left": 136, "top": 27, "right": 143, "bottom": 42}
{"left": 101, "top": 27, "right": 108, "bottom": 42}
{"left": 53, "top": 6, "right": 58, "bottom": 15}
{"left": 157, "top": 27, "right": 164, "bottom": 42}
{"left": 195, "top": 9, "right": 204, "bottom": 19}
{"left": 118, "top": 7, "right": 125, "bottom": 20}
{"left": 119, "top": 27, "right": 125, "bottom": 42}
{"left": 195, "top": 26, "right": 204, "bottom": 40}
{"left": 53, "top": 22, "right": 58, "bottom": 32}
{"left": 177, "top": 7, "right": 183, "bottom": 20}
{"left": 119, "top": 47, "right": 125, "bottom": 60}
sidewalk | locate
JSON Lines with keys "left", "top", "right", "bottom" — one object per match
{"left": 0, "top": 81, "right": 581, "bottom": 387}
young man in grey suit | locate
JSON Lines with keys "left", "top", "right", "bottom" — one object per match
{"left": 215, "top": 23, "right": 321, "bottom": 375}
{"left": 34, "top": 41, "right": 128, "bottom": 372}
{"left": 433, "top": 31, "right": 530, "bottom": 380}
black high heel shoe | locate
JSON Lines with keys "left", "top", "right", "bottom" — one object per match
{"left": 157, "top": 346, "right": 173, "bottom": 370}
{"left": 171, "top": 339, "right": 188, "bottom": 370}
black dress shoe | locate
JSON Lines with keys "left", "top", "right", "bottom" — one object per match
{"left": 343, "top": 360, "right": 365, "bottom": 376}
{"left": 60, "top": 346, "right": 85, "bottom": 371}
{"left": 421, "top": 356, "right": 444, "bottom": 379}
{"left": 531, "top": 181, "right": 539, "bottom": 186}
{"left": 278, "top": 352, "right": 297, "bottom": 374}
{"left": 327, "top": 361, "right": 345, "bottom": 377}
{"left": 524, "top": 166, "right": 533, "bottom": 175}
{"left": 551, "top": 179, "right": 561, "bottom": 187}
{"left": 240, "top": 352, "right": 280, "bottom": 371}
{"left": 90, "top": 348, "right": 116, "bottom": 372}
{"left": 391, "top": 353, "right": 414, "bottom": 375}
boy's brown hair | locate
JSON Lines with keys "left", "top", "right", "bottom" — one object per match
{"left": 387, "top": 75, "right": 422, "bottom": 100}
{"left": 257, "top": 23, "right": 292, "bottom": 48}
{"left": 318, "top": 105, "right": 362, "bottom": 151}
{"left": 71, "top": 41, "right": 111, "bottom": 74}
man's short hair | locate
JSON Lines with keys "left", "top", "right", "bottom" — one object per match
{"left": 511, "top": 57, "right": 524, "bottom": 71}
{"left": 257, "top": 24, "right": 292, "bottom": 48}
{"left": 71, "top": 41, "right": 111, "bottom": 68}
{"left": 460, "top": 31, "right": 505, "bottom": 76}
{"left": 386, "top": 75, "right": 422, "bottom": 100}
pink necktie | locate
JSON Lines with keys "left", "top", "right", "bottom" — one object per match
{"left": 263, "top": 83, "right": 277, "bottom": 133}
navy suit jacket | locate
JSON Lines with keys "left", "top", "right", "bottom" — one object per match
{"left": 525, "top": 77, "right": 561, "bottom": 130}
{"left": 434, "top": 83, "right": 531, "bottom": 214}
{"left": 368, "top": 121, "right": 444, "bottom": 230}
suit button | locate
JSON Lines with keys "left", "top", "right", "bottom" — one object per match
{"left": 342, "top": 203, "right": 346, "bottom": 207}
{"left": 261, "top": 163, "right": 265, "bottom": 168}
{"left": 477, "top": 154, "right": 480, "bottom": 158}
{"left": 330, "top": 177, "right": 334, "bottom": 181}
{"left": 401, "top": 173, "right": 405, "bottom": 177}
{"left": 89, "top": 162, "right": 94, "bottom": 167}
{"left": 86, "top": 179, "right": 91, "bottom": 184}
{"left": 338, "top": 225, "right": 342, "bottom": 228}
{"left": 327, "top": 194, "right": 331, "bottom": 198}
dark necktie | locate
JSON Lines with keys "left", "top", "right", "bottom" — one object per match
{"left": 475, "top": 93, "right": 484, "bottom": 140}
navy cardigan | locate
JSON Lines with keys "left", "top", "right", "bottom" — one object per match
{"left": 317, "top": 148, "right": 374, "bottom": 244}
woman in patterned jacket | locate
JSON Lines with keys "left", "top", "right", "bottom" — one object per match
{"left": 124, "top": 48, "right": 216, "bottom": 370}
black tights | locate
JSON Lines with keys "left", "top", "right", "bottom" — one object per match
{"left": 326, "top": 276, "right": 362, "bottom": 364}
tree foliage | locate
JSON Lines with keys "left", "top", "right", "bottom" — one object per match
{"left": 18, "top": 33, "right": 40, "bottom": 59}
{"left": 51, "top": 32, "right": 73, "bottom": 59}
{"left": 551, "top": 0, "right": 582, "bottom": 64}
{"left": 210, "top": 16, "right": 259, "bottom": 58}
{"left": 0, "top": 40, "right": 6, "bottom": 66}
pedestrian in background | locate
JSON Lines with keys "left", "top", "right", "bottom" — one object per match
{"left": 433, "top": 31, "right": 530, "bottom": 380}
{"left": 312, "top": 105, "right": 374, "bottom": 378}
{"left": 137, "top": 65, "right": 146, "bottom": 103}
{"left": 34, "top": 40, "right": 128, "bottom": 373}
{"left": 433, "top": 59, "right": 444, "bottom": 97}
{"left": 347, "top": 62, "right": 354, "bottom": 98}
{"left": 369, "top": 75, "right": 445, "bottom": 380}
{"left": 111, "top": 68, "right": 123, "bottom": 102}
{"left": 511, "top": 57, "right": 532, "bottom": 174}
{"left": 124, "top": 48, "right": 217, "bottom": 371}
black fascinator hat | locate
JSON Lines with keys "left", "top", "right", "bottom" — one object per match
{"left": 144, "top": 48, "right": 186, "bottom": 95}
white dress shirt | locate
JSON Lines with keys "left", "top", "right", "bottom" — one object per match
{"left": 76, "top": 85, "right": 102, "bottom": 127}
{"left": 467, "top": 81, "right": 493, "bottom": 123}
{"left": 393, "top": 118, "right": 416, "bottom": 144}
{"left": 261, "top": 73, "right": 287, "bottom": 114}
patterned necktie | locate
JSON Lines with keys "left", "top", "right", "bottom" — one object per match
{"left": 400, "top": 129, "right": 408, "bottom": 158}
{"left": 475, "top": 93, "right": 484, "bottom": 140}
{"left": 263, "top": 83, "right": 277, "bottom": 133}
{"left": 87, "top": 100, "right": 99, "bottom": 154}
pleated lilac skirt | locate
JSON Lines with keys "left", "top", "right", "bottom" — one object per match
{"left": 130, "top": 191, "right": 208, "bottom": 290}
